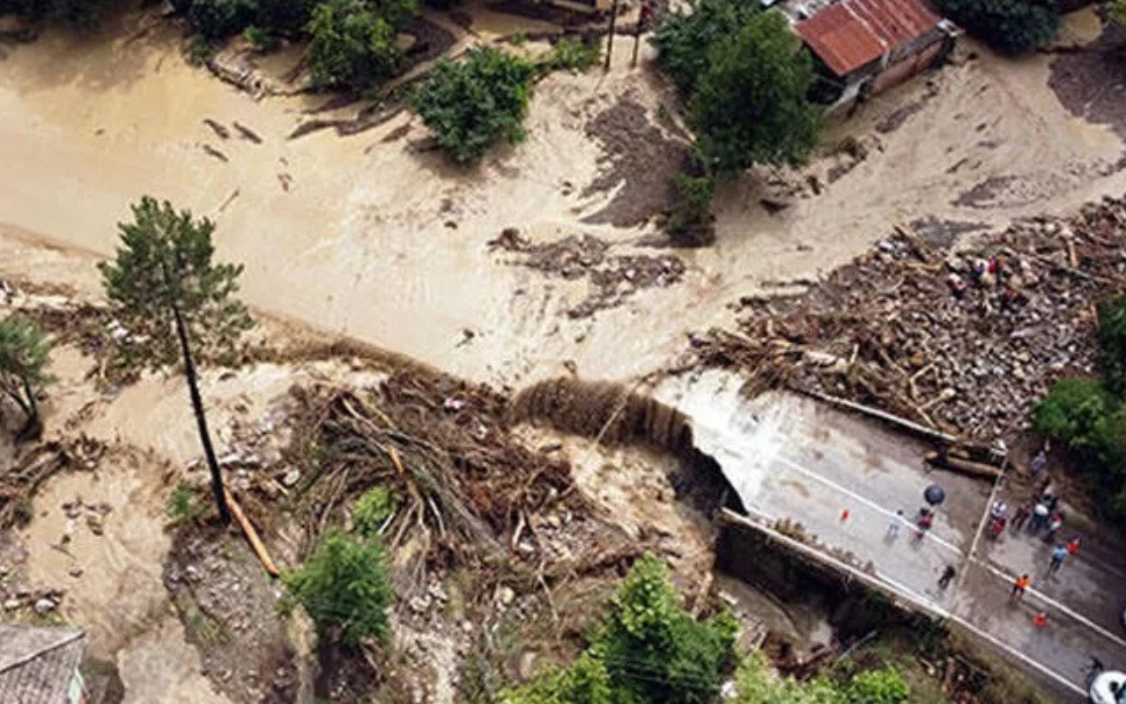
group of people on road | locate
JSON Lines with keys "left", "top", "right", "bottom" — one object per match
{"left": 990, "top": 476, "right": 1080, "bottom": 579}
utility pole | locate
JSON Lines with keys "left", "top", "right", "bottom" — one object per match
{"left": 604, "top": 0, "right": 620, "bottom": 71}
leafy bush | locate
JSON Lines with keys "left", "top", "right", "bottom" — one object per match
{"left": 934, "top": 0, "right": 1059, "bottom": 54}
{"left": 412, "top": 47, "right": 537, "bottom": 164}
{"left": 500, "top": 654, "right": 615, "bottom": 704}
{"left": 188, "top": 0, "right": 259, "bottom": 40}
{"left": 306, "top": 0, "right": 410, "bottom": 89}
{"left": 666, "top": 172, "right": 715, "bottom": 246}
{"left": 540, "top": 36, "right": 601, "bottom": 73}
{"left": 592, "top": 554, "right": 737, "bottom": 704}
{"left": 256, "top": 0, "right": 318, "bottom": 34}
{"left": 651, "top": 0, "right": 760, "bottom": 95}
{"left": 283, "top": 529, "right": 393, "bottom": 647}
{"left": 352, "top": 486, "right": 397, "bottom": 538}
{"left": 1099, "top": 294, "right": 1126, "bottom": 396}
{"left": 689, "top": 10, "right": 819, "bottom": 175}
{"left": 847, "top": 666, "right": 910, "bottom": 704}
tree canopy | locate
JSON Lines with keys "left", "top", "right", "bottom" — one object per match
{"left": 688, "top": 10, "right": 820, "bottom": 176}
{"left": 0, "top": 315, "right": 53, "bottom": 437}
{"left": 283, "top": 529, "right": 393, "bottom": 647}
{"left": 651, "top": 0, "right": 762, "bottom": 96}
{"left": 0, "top": 0, "right": 115, "bottom": 27}
{"left": 99, "top": 197, "right": 253, "bottom": 372}
{"left": 934, "top": 0, "right": 1059, "bottom": 55}
{"left": 306, "top": 0, "right": 412, "bottom": 89}
{"left": 412, "top": 47, "right": 537, "bottom": 164}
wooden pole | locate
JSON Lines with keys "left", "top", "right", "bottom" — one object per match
{"left": 631, "top": 22, "right": 642, "bottom": 67}
{"left": 224, "top": 487, "right": 280, "bottom": 577}
{"left": 604, "top": 0, "right": 620, "bottom": 71}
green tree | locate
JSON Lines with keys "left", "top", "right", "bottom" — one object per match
{"left": 306, "top": 0, "right": 413, "bottom": 89}
{"left": 1032, "top": 379, "right": 1124, "bottom": 467}
{"left": 352, "top": 486, "right": 397, "bottom": 538}
{"left": 284, "top": 529, "right": 393, "bottom": 647}
{"left": 592, "top": 554, "right": 737, "bottom": 704}
{"left": 0, "top": 315, "right": 53, "bottom": 439}
{"left": 934, "top": 0, "right": 1059, "bottom": 54}
{"left": 99, "top": 197, "right": 254, "bottom": 524}
{"left": 1099, "top": 294, "right": 1126, "bottom": 397}
{"left": 412, "top": 47, "right": 536, "bottom": 164}
{"left": 689, "top": 10, "right": 820, "bottom": 176}
{"left": 187, "top": 0, "right": 259, "bottom": 40}
{"left": 651, "top": 0, "right": 761, "bottom": 95}
{"left": 1113, "top": 0, "right": 1126, "bottom": 37}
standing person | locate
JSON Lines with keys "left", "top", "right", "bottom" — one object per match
{"left": 1067, "top": 537, "right": 1080, "bottom": 556}
{"left": 886, "top": 510, "right": 904, "bottom": 539}
{"left": 989, "top": 516, "right": 1006, "bottom": 541}
{"left": 915, "top": 509, "right": 933, "bottom": 541}
{"left": 1044, "top": 511, "right": 1064, "bottom": 543}
{"left": 938, "top": 565, "right": 956, "bottom": 589}
{"left": 1034, "top": 611, "right": 1048, "bottom": 629}
{"left": 1049, "top": 544, "right": 1067, "bottom": 574}
{"left": 1029, "top": 447, "right": 1048, "bottom": 477}
{"left": 991, "top": 499, "right": 1008, "bottom": 520}
{"left": 1030, "top": 500, "right": 1050, "bottom": 532}
{"left": 1011, "top": 574, "right": 1031, "bottom": 600}
{"left": 1012, "top": 502, "right": 1031, "bottom": 531}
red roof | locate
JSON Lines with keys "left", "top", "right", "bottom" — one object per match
{"left": 795, "top": 0, "right": 943, "bottom": 77}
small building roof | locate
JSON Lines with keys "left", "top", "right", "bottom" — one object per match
{"left": 795, "top": 0, "right": 943, "bottom": 77}
{"left": 0, "top": 625, "right": 86, "bottom": 704}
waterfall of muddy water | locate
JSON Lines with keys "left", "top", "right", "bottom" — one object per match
{"left": 509, "top": 376, "right": 743, "bottom": 514}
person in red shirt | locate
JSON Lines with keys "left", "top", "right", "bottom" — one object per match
{"left": 1067, "top": 537, "right": 1080, "bottom": 555}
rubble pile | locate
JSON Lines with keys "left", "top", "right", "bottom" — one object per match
{"left": 691, "top": 196, "right": 1126, "bottom": 440}
{"left": 489, "top": 230, "right": 686, "bottom": 318}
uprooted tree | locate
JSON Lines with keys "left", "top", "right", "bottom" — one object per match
{"left": 0, "top": 315, "right": 53, "bottom": 440}
{"left": 99, "top": 197, "right": 254, "bottom": 524}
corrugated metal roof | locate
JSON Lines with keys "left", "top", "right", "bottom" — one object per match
{"left": 0, "top": 625, "right": 86, "bottom": 704}
{"left": 795, "top": 0, "right": 943, "bottom": 77}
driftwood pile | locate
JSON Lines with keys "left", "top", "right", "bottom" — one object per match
{"left": 269, "top": 370, "right": 643, "bottom": 599}
{"left": 691, "top": 196, "right": 1126, "bottom": 441}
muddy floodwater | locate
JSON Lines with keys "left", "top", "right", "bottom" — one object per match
{"left": 4, "top": 8, "right": 1125, "bottom": 390}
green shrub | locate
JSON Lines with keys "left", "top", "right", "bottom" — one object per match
{"left": 934, "top": 0, "right": 1059, "bottom": 54}
{"left": 540, "top": 36, "right": 601, "bottom": 73}
{"left": 167, "top": 484, "right": 205, "bottom": 524}
{"left": 500, "top": 654, "right": 615, "bottom": 704}
{"left": 1032, "top": 379, "right": 1123, "bottom": 466}
{"left": 352, "top": 486, "right": 397, "bottom": 538}
{"left": 0, "top": 0, "right": 114, "bottom": 27}
{"left": 243, "top": 25, "right": 279, "bottom": 52}
{"left": 651, "top": 0, "right": 760, "bottom": 95}
{"left": 592, "top": 554, "right": 737, "bottom": 704}
{"left": 306, "top": 0, "right": 411, "bottom": 89}
{"left": 412, "top": 47, "right": 537, "bottom": 164}
{"left": 283, "top": 529, "right": 393, "bottom": 647}
{"left": 666, "top": 172, "right": 715, "bottom": 246}
{"left": 847, "top": 666, "right": 909, "bottom": 704}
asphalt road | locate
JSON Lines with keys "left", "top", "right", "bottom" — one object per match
{"left": 657, "top": 370, "right": 1126, "bottom": 699}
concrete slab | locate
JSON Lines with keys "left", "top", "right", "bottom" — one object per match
{"left": 657, "top": 370, "right": 1126, "bottom": 697}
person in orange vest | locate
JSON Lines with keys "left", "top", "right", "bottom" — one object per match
{"left": 1011, "top": 574, "right": 1031, "bottom": 600}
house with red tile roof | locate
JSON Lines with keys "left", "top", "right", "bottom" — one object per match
{"left": 794, "top": 0, "right": 959, "bottom": 106}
